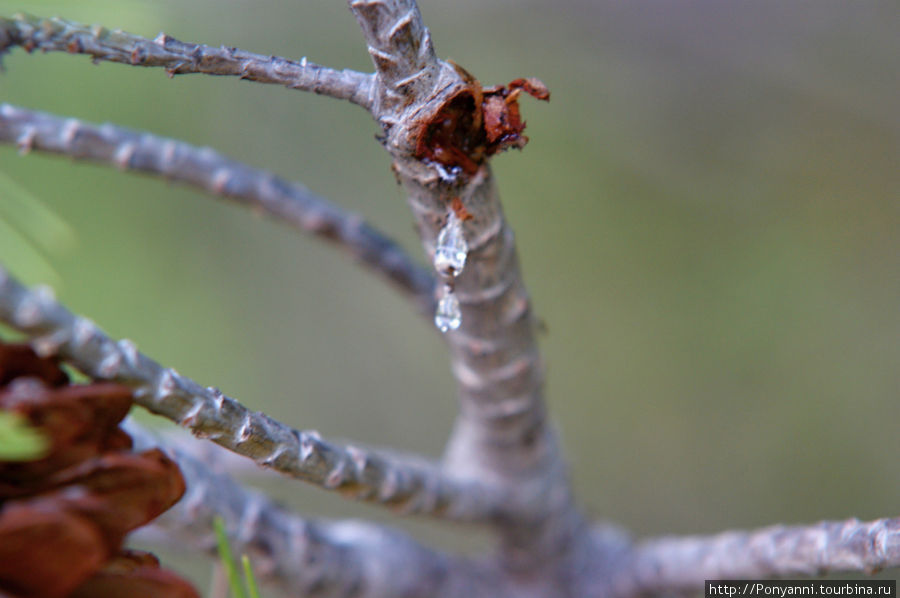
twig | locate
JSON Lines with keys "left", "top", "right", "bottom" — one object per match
{"left": 126, "top": 421, "right": 498, "bottom": 598}
{"left": 601, "top": 519, "right": 900, "bottom": 597}
{"left": 0, "top": 14, "right": 374, "bottom": 109}
{"left": 0, "top": 265, "right": 510, "bottom": 524}
{"left": 0, "top": 103, "right": 436, "bottom": 315}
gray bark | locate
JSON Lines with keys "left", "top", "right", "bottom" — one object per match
{"left": 0, "top": 103, "right": 435, "bottom": 315}
{"left": 0, "top": 14, "right": 374, "bottom": 108}
{"left": 0, "top": 267, "right": 510, "bottom": 524}
{"left": 0, "top": 1, "right": 896, "bottom": 597}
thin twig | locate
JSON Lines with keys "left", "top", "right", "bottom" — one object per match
{"left": 0, "top": 14, "right": 375, "bottom": 110}
{"left": 126, "top": 421, "right": 495, "bottom": 598}
{"left": 0, "top": 103, "right": 436, "bottom": 315}
{"left": 0, "top": 265, "right": 511, "bottom": 524}
{"left": 599, "top": 519, "right": 900, "bottom": 597}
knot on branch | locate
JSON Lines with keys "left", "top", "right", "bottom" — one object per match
{"left": 413, "top": 70, "right": 550, "bottom": 177}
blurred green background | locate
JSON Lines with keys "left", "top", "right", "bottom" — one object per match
{"left": 1, "top": 0, "right": 898, "bottom": 589}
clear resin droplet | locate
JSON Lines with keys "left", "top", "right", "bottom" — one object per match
{"left": 433, "top": 212, "right": 468, "bottom": 277}
{"left": 434, "top": 287, "right": 461, "bottom": 333}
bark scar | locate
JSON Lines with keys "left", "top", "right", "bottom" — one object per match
{"left": 414, "top": 63, "right": 549, "bottom": 177}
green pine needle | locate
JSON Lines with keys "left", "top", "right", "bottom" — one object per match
{"left": 213, "top": 516, "right": 247, "bottom": 598}
{"left": 241, "top": 555, "right": 261, "bottom": 598}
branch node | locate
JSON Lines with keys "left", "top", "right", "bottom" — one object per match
{"left": 236, "top": 413, "right": 254, "bottom": 444}
{"left": 32, "top": 328, "right": 70, "bottom": 357}
{"left": 367, "top": 45, "right": 399, "bottom": 71}
{"left": 13, "top": 284, "right": 52, "bottom": 326}
{"left": 324, "top": 461, "right": 347, "bottom": 490}
{"left": 260, "top": 444, "right": 286, "bottom": 468}
{"left": 113, "top": 142, "right": 136, "bottom": 170}
{"left": 97, "top": 349, "right": 123, "bottom": 377}
{"left": 130, "top": 45, "right": 145, "bottom": 65}
{"left": 299, "top": 431, "right": 318, "bottom": 461}
{"left": 210, "top": 168, "right": 232, "bottom": 194}
{"left": 347, "top": 445, "right": 369, "bottom": 475}
{"left": 155, "top": 367, "right": 179, "bottom": 400}
{"left": 386, "top": 9, "right": 416, "bottom": 44}
{"left": 378, "top": 468, "right": 400, "bottom": 501}
{"left": 179, "top": 402, "right": 204, "bottom": 428}
{"left": 72, "top": 316, "right": 98, "bottom": 347}
{"left": 15, "top": 126, "right": 36, "bottom": 154}
{"left": 61, "top": 117, "right": 81, "bottom": 145}
{"left": 160, "top": 139, "right": 178, "bottom": 171}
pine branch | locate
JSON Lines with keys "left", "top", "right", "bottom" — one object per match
{"left": 0, "top": 14, "right": 375, "bottom": 109}
{"left": 0, "top": 265, "right": 511, "bottom": 524}
{"left": 126, "top": 421, "right": 497, "bottom": 598}
{"left": 0, "top": 103, "right": 436, "bottom": 314}
{"left": 348, "top": 0, "right": 441, "bottom": 119}
{"left": 595, "top": 519, "right": 900, "bottom": 597}
{"left": 348, "top": 0, "right": 581, "bottom": 571}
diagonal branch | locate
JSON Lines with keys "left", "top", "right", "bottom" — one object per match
{"left": 0, "top": 14, "right": 375, "bottom": 110}
{"left": 0, "top": 103, "right": 436, "bottom": 315}
{"left": 593, "top": 519, "right": 900, "bottom": 598}
{"left": 0, "top": 265, "right": 513, "bottom": 524}
{"left": 126, "top": 421, "right": 499, "bottom": 598}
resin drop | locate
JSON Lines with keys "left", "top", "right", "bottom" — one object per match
{"left": 434, "top": 286, "right": 461, "bottom": 333}
{"left": 433, "top": 212, "right": 468, "bottom": 277}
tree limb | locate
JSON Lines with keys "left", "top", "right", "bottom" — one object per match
{"left": 348, "top": 0, "right": 581, "bottom": 573}
{"left": 0, "top": 14, "right": 375, "bottom": 109}
{"left": 0, "top": 265, "right": 512, "bottom": 524}
{"left": 590, "top": 519, "right": 900, "bottom": 598}
{"left": 0, "top": 103, "right": 436, "bottom": 314}
{"left": 126, "top": 421, "right": 499, "bottom": 598}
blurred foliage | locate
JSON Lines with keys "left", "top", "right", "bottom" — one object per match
{"left": 0, "top": 410, "right": 48, "bottom": 461}
{"left": 0, "top": 170, "right": 75, "bottom": 286}
{"left": 0, "top": 0, "right": 897, "bottom": 587}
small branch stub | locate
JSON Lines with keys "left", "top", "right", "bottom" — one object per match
{"left": 414, "top": 71, "right": 550, "bottom": 177}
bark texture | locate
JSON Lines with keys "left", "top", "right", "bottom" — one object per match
{"left": 0, "top": 267, "right": 510, "bottom": 524}
{"left": 0, "top": 1, "right": 896, "bottom": 597}
{"left": 0, "top": 14, "right": 374, "bottom": 108}
{"left": 347, "top": 0, "right": 582, "bottom": 575}
{"left": 127, "top": 422, "right": 499, "bottom": 598}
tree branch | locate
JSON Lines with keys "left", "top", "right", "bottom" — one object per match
{"left": 126, "top": 421, "right": 497, "bottom": 598}
{"left": 348, "top": 0, "right": 441, "bottom": 120}
{"left": 348, "top": 0, "right": 581, "bottom": 573}
{"left": 0, "top": 14, "right": 375, "bottom": 109}
{"left": 593, "top": 519, "right": 900, "bottom": 598}
{"left": 0, "top": 103, "right": 436, "bottom": 315}
{"left": 0, "top": 265, "right": 512, "bottom": 524}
